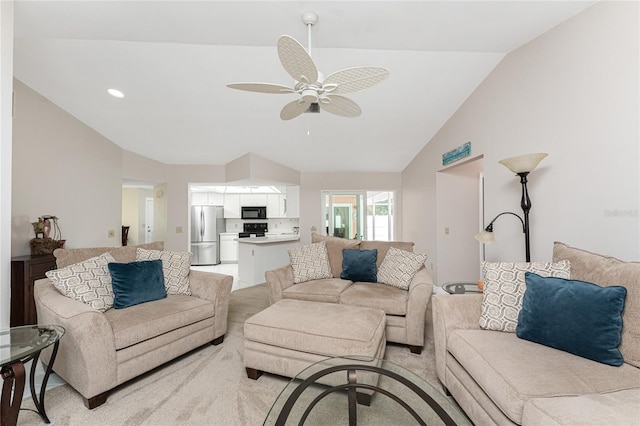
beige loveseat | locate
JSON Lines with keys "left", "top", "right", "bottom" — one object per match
{"left": 266, "top": 234, "right": 433, "bottom": 354}
{"left": 34, "top": 242, "right": 233, "bottom": 408}
{"left": 433, "top": 242, "right": 640, "bottom": 425}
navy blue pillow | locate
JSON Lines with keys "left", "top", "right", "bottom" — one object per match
{"left": 108, "top": 259, "right": 167, "bottom": 309}
{"left": 341, "top": 249, "right": 378, "bottom": 282}
{"left": 516, "top": 272, "right": 627, "bottom": 366}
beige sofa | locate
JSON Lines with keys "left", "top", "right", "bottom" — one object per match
{"left": 432, "top": 242, "right": 640, "bottom": 425}
{"left": 266, "top": 234, "right": 433, "bottom": 354}
{"left": 34, "top": 242, "right": 233, "bottom": 409}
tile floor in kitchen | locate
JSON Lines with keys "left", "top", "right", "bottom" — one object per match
{"left": 191, "top": 262, "right": 240, "bottom": 290}
{"left": 23, "top": 263, "right": 240, "bottom": 401}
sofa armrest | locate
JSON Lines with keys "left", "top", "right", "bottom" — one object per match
{"left": 265, "top": 264, "right": 294, "bottom": 305}
{"left": 34, "top": 278, "right": 118, "bottom": 399}
{"left": 432, "top": 293, "right": 483, "bottom": 387}
{"left": 189, "top": 270, "right": 233, "bottom": 339}
{"left": 404, "top": 267, "right": 434, "bottom": 347}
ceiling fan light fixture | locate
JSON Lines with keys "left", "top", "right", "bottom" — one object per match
{"left": 305, "top": 103, "right": 320, "bottom": 113}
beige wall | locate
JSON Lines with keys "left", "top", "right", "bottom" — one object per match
{"left": 12, "top": 79, "right": 124, "bottom": 254}
{"left": 402, "top": 1, "right": 639, "bottom": 283}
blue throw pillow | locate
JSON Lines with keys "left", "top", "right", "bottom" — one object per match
{"left": 516, "top": 272, "right": 627, "bottom": 366}
{"left": 340, "top": 249, "right": 378, "bottom": 283}
{"left": 108, "top": 259, "right": 167, "bottom": 309}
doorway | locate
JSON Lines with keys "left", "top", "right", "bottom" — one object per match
{"left": 145, "top": 197, "right": 154, "bottom": 243}
{"left": 323, "top": 192, "right": 365, "bottom": 240}
{"left": 436, "top": 157, "right": 484, "bottom": 284}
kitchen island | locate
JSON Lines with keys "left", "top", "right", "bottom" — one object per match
{"left": 236, "top": 235, "right": 300, "bottom": 289}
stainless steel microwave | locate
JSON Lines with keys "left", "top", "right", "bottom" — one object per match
{"left": 241, "top": 206, "right": 267, "bottom": 219}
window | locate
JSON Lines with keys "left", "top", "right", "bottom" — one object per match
{"left": 322, "top": 190, "right": 395, "bottom": 241}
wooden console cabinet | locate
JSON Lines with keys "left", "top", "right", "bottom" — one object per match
{"left": 11, "top": 254, "right": 57, "bottom": 326}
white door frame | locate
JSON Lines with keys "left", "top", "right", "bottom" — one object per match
{"left": 145, "top": 197, "right": 154, "bottom": 243}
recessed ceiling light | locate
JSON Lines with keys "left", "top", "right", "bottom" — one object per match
{"left": 107, "top": 88, "right": 124, "bottom": 98}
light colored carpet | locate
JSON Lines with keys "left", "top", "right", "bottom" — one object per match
{"left": 18, "top": 284, "right": 449, "bottom": 425}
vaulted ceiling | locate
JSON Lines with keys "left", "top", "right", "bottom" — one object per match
{"left": 13, "top": 1, "right": 596, "bottom": 173}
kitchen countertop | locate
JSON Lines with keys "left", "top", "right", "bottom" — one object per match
{"left": 235, "top": 235, "right": 300, "bottom": 244}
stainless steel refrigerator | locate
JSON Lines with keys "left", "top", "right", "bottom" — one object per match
{"left": 190, "top": 205, "right": 225, "bottom": 265}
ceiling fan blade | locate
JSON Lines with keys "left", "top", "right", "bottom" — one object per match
{"left": 280, "top": 99, "right": 310, "bottom": 121}
{"left": 319, "top": 95, "right": 362, "bottom": 118}
{"left": 227, "top": 83, "right": 294, "bottom": 94}
{"left": 323, "top": 67, "right": 390, "bottom": 95}
{"left": 278, "top": 35, "right": 319, "bottom": 85}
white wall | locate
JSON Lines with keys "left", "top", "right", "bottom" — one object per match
{"left": 0, "top": 1, "right": 13, "bottom": 329}
{"left": 402, "top": 1, "right": 639, "bottom": 285}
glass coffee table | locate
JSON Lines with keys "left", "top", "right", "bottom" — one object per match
{"left": 442, "top": 282, "right": 482, "bottom": 294}
{"left": 264, "top": 356, "right": 471, "bottom": 426}
{"left": 1, "top": 325, "right": 65, "bottom": 426}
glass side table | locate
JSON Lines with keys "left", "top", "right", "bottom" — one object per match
{"left": 442, "top": 282, "right": 482, "bottom": 294}
{"left": 0, "top": 325, "right": 65, "bottom": 426}
{"left": 265, "top": 356, "right": 471, "bottom": 426}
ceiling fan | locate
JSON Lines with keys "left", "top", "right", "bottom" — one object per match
{"left": 227, "top": 11, "right": 390, "bottom": 121}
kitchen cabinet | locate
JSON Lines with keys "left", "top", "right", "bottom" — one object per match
{"left": 223, "top": 194, "right": 241, "bottom": 218}
{"left": 267, "top": 194, "right": 286, "bottom": 218}
{"left": 220, "top": 233, "right": 239, "bottom": 263}
{"left": 240, "top": 194, "right": 268, "bottom": 207}
{"left": 191, "top": 192, "right": 224, "bottom": 206}
{"left": 286, "top": 186, "right": 300, "bottom": 218}
{"left": 11, "top": 254, "right": 57, "bottom": 326}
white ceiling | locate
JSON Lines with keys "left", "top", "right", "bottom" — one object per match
{"left": 13, "top": 1, "right": 597, "bottom": 173}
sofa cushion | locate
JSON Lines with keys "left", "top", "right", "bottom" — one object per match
{"left": 311, "top": 233, "right": 361, "bottom": 278}
{"left": 108, "top": 259, "right": 167, "bottom": 309}
{"left": 553, "top": 241, "right": 640, "bottom": 368}
{"left": 479, "top": 260, "right": 571, "bottom": 332}
{"left": 46, "top": 252, "right": 116, "bottom": 312}
{"left": 377, "top": 247, "right": 427, "bottom": 290}
{"left": 136, "top": 248, "right": 192, "bottom": 295}
{"left": 288, "top": 241, "right": 332, "bottom": 284}
{"left": 359, "top": 240, "right": 415, "bottom": 270}
{"left": 340, "top": 282, "right": 408, "bottom": 316}
{"left": 340, "top": 249, "right": 377, "bottom": 282}
{"left": 282, "top": 278, "right": 352, "bottom": 304}
{"left": 447, "top": 329, "right": 640, "bottom": 424}
{"left": 244, "top": 299, "right": 386, "bottom": 357}
{"left": 517, "top": 272, "right": 626, "bottom": 366}
{"left": 53, "top": 241, "right": 164, "bottom": 268}
{"left": 105, "top": 294, "right": 215, "bottom": 350}
{"left": 522, "top": 389, "right": 640, "bottom": 426}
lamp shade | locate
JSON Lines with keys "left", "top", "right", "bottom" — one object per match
{"left": 499, "top": 153, "right": 548, "bottom": 174}
{"left": 474, "top": 229, "right": 496, "bottom": 244}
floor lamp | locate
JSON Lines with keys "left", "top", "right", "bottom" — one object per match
{"left": 475, "top": 153, "right": 548, "bottom": 262}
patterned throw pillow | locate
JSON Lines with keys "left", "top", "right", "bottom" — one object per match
{"left": 377, "top": 247, "right": 427, "bottom": 290}
{"left": 46, "top": 252, "right": 116, "bottom": 312}
{"left": 479, "top": 260, "right": 571, "bottom": 332}
{"left": 288, "top": 241, "right": 332, "bottom": 284}
{"left": 136, "top": 249, "right": 192, "bottom": 295}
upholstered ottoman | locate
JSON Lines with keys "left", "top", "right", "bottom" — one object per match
{"left": 244, "top": 299, "right": 386, "bottom": 402}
